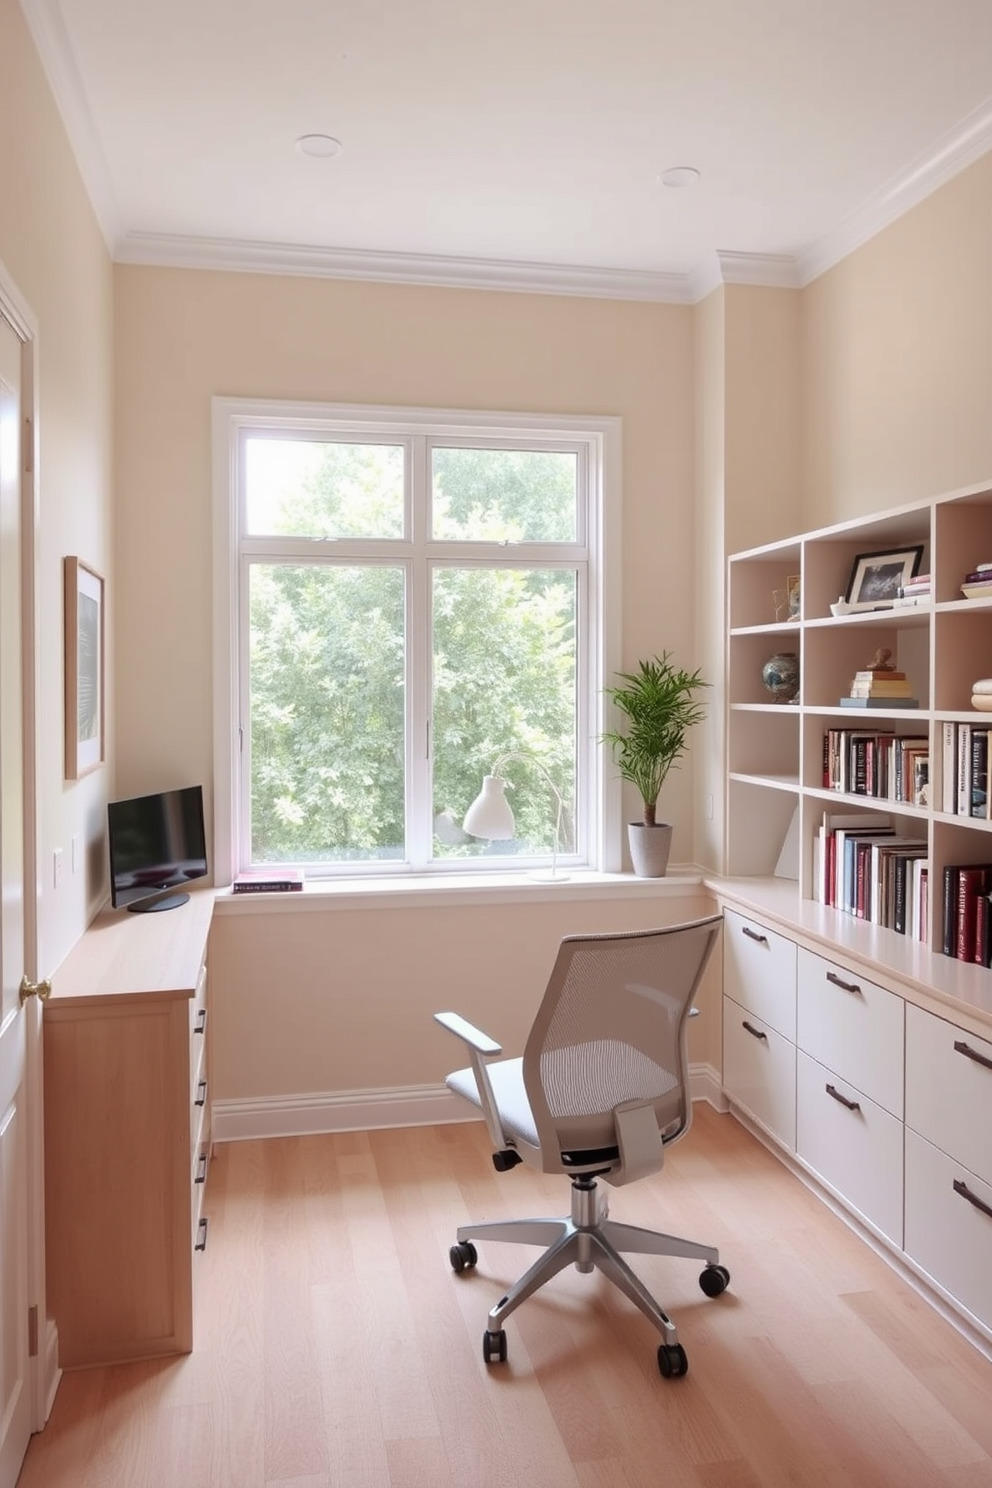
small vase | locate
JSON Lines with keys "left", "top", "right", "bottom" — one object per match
{"left": 762, "top": 652, "right": 800, "bottom": 703}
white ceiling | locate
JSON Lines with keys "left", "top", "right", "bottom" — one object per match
{"left": 21, "top": 0, "right": 992, "bottom": 301}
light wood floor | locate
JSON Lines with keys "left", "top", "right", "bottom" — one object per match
{"left": 18, "top": 1105, "right": 992, "bottom": 1488}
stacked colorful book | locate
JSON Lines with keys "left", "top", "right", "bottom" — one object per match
{"left": 894, "top": 572, "right": 931, "bottom": 606}
{"left": 840, "top": 667, "right": 919, "bottom": 710}
{"left": 961, "top": 561, "right": 992, "bottom": 600}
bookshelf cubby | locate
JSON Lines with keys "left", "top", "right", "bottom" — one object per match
{"left": 726, "top": 478, "right": 992, "bottom": 962}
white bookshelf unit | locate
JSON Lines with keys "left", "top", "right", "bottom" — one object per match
{"left": 719, "top": 481, "right": 992, "bottom": 1355}
{"left": 727, "top": 478, "right": 992, "bottom": 948}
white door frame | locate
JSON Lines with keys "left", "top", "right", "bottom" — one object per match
{"left": 0, "top": 257, "right": 57, "bottom": 1430}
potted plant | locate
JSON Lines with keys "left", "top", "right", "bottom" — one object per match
{"left": 601, "top": 653, "right": 709, "bottom": 877}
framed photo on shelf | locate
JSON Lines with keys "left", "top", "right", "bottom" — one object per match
{"left": 64, "top": 556, "right": 105, "bottom": 779}
{"left": 844, "top": 545, "right": 924, "bottom": 612}
{"left": 786, "top": 574, "right": 801, "bottom": 619}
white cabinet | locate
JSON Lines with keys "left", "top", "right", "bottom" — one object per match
{"left": 903, "top": 1003, "right": 992, "bottom": 1332}
{"left": 796, "top": 1051, "right": 904, "bottom": 1244}
{"left": 722, "top": 909, "right": 797, "bottom": 1148}
{"left": 796, "top": 949, "right": 904, "bottom": 1118}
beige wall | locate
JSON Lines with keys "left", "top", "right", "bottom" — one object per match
{"left": 113, "top": 266, "right": 700, "bottom": 842}
{"left": 0, "top": 0, "right": 114, "bottom": 976}
{"left": 802, "top": 151, "right": 992, "bottom": 528}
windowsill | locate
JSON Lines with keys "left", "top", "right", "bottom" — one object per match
{"left": 212, "top": 865, "right": 708, "bottom": 914}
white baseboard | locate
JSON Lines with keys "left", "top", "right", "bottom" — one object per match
{"left": 212, "top": 1063, "right": 725, "bottom": 1143}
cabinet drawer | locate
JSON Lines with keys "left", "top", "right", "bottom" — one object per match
{"left": 723, "top": 999, "right": 796, "bottom": 1150}
{"left": 796, "top": 949, "right": 904, "bottom": 1118}
{"left": 723, "top": 910, "right": 797, "bottom": 1041}
{"left": 906, "top": 1004, "right": 992, "bottom": 1186}
{"left": 905, "top": 1128, "right": 992, "bottom": 1333}
{"left": 796, "top": 1050, "right": 903, "bottom": 1246}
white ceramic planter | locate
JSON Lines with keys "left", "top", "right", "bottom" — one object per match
{"left": 627, "top": 822, "right": 673, "bottom": 877}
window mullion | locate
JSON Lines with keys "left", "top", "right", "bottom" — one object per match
{"left": 406, "top": 434, "right": 432, "bottom": 867}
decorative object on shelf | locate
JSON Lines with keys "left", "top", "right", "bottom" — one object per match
{"left": 787, "top": 575, "right": 801, "bottom": 619}
{"left": 772, "top": 588, "right": 791, "bottom": 622}
{"left": 601, "top": 653, "right": 708, "bottom": 877}
{"left": 895, "top": 572, "right": 931, "bottom": 606}
{"left": 867, "top": 647, "right": 896, "bottom": 671}
{"left": 844, "top": 544, "right": 924, "bottom": 612}
{"left": 829, "top": 598, "right": 854, "bottom": 616}
{"left": 972, "top": 678, "right": 992, "bottom": 713}
{"left": 64, "top": 556, "right": 105, "bottom": 780}
{"left": 463, "top": 751, "right": 569, "bottom": 882}
{"left": 761, "top": 652, "right": 800, "bottom": 703}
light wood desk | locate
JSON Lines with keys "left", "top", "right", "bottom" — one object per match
{"left": 44, "top": 889, "right": 215, "bottom": 1367}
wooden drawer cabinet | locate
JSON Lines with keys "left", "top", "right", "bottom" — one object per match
{"left": 723, "top": 1000, "right": 796, "bottom": 1149}
{"left": 905, "top": 1128, "right": 992, "bottom": 1333}
{"left": 796, "top": 949, "right": 904, "bottom": 1118}
{"left": 723, "top": 909, "right": 797, "bottom": 1041}
{"left": 905, "top": 1004, "right": 992, "bottom": 1186}
{"left": 796, "top": 1050, "right": 904, "bottom": 1245}
{"left": 44, "top": 890, "right": 214, "bottom": 1368}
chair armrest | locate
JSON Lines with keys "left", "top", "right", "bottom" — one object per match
{"left": 434, "top": 1011, "right": 509, "bottom": 1150}
{"left": 434, "top": 1011, "right": 502, "bottom": 1057}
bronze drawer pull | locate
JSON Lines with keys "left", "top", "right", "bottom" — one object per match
{"left": 195, "top": 1152, "right": 208, "bottom": 1185}
{"left": 742, "top": 1020, "right": 767, "bottom": 1041}
{"left": 825, "top": 1083, "right": 861, "bottom": 1112}
{"left": 194, "top": 1008, "right": 206, "bottom": 1035}
{"left": 195, "top": 1079, "right": 207, "bottom": 1108}
{"left": 953, "top": 1178, "right": 992, "bottom": 1221}
{"left": 953, "top": 1039, "right": 992, "bottom": 1073}
{"left": 826, "top": 971, "right": 861, "bottom": 995}
{"left": 741, "top": 926, "right": 768, "bottom": 945}
{"left": 195, "top": 1217, "right": 209, "bottom": 1252}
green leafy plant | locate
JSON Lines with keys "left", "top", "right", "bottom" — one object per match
{"left": 601, "top": 654, "right": 709, "bottom": 826}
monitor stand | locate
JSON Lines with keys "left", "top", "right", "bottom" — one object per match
{"left": 127, "top": 891, "right": 190, "bottom": 913}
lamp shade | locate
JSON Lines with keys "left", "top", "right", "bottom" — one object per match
{"left": 463, "top": 774, "right": 516, "bottom": 840}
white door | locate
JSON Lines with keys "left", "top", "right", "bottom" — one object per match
{"left": 0, "top": 307, "right": 32, "bottom": 1488}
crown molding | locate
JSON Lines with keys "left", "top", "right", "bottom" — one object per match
{"left": 115, "top": 231, "right": 697, "bottom": 303}
{"left": 797, "top": 96, "right": 992, "bottom": 284}
{"left": 19, "top": 0, "right": 121, "bottom": 248}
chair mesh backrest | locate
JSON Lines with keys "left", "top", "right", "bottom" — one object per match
{"left": 522, "top": 917, "right": 721, "bottom": 1158}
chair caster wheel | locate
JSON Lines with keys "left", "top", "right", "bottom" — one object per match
{"left": 657, "top": 1343, "right": 688, "bottom": 1379}
{"left": 449, "top": 1241, "right": 478, "bottom": 1273}
{"left": 483, "top": 1329, "right": 508, "bottom": 1364}
{"left": 699, "top": 1263, "right": 730, "bottom": 1298}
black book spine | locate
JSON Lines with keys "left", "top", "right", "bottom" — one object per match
{"left": 971, "top": 729, "right": 989, "bottom": 818}
{"left": 893, "top": 854, "right": 908, "bottom": 935}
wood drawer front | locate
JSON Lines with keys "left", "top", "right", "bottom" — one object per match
{"left": 723, "top": 910, "right": 797, "bottom": 1041}
{"left": 723, "top": 999, "right": 796, "bottom": 1150}
{"left": 905, "top": 1004, "right": 992, "bottom": 1186}
{"left": 905, "top": 1128, "right": 992, "bottom": 1333}
{"left": 796, "top": 949, "right": 905, "bottom": 1118}
{"left": 796, "top": 1051, "right": 903, "bottom": 1246}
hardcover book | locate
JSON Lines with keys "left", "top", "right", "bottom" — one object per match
{"left": 232, "top": 868, "right": 305, "bottom": 893}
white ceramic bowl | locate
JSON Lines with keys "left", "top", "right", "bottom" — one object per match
{"left": 829, "top": 601, "right": 852, "bottom": 617}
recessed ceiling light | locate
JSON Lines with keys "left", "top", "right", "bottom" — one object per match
{"left": 296, "top": 134, "right": 342, "bottom": 159}
{"left": 658, "top": 166, "right": 700, "bottom": 189}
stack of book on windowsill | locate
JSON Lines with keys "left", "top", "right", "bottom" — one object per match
{"left": 894, "top": 572, "right": 931, "bottom": 607}
{"left": 840, "top": 668, "right": 919, "bottom": 710}
{"left": 232, "top": 867, "right": 305, "bottom": 893}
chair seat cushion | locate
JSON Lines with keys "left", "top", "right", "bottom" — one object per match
{"left": 447, "top": 1039, "right": 680, "bottom": 1156}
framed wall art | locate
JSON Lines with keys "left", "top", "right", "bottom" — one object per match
{"left": 64, "top": 556, "right": 105, "bottom": 779}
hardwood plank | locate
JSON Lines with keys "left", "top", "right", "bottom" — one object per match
{"left": 18, "top": 1107, "right": 992, "bottom": 1488}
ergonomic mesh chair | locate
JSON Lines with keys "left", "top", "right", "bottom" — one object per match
{"left": 435, "top": 915, "right": 728, "bottom": 1378}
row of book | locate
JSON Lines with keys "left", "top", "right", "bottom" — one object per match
{"left": 823, "top": 728, "right": 929, "bottom": 804}
{"left": 941, "top": 863, "right": 992, "bottom": 965}
{"left": 939, "top": 722, "right": 992, "bottom": 817}
{"left": 814, "top": 811, "right": 928, "bottom": 938}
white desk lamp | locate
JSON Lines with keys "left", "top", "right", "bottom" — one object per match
{"left": 462, "top": 752, "right": 569, "bottom": 882}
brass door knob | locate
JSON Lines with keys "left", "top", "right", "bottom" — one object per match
{"left": 19, "top": 976, "right": 51, "bottom": 1006}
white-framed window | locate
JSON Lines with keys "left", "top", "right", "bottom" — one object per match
{"left": 212, "top": 400, "right": 621, "bottom": 884}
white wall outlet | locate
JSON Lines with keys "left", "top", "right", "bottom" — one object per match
{"left": 53, "top": 847, "right": 63, "bottom": 889}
